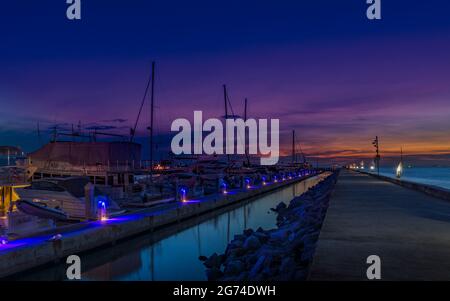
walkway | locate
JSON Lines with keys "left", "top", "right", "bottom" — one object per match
{"left": 309, "top": 170, "right": 450, "bottom": 280}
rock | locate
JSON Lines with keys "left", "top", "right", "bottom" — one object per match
{"left": 230, "top": 239, "right": 244, "bottom": 248}
{"left": 243, "top": 235, "right": 261, "bottom": 250}
{"left": 198, "top": 255, "right": 208, "bottom": 261}
{"left": 253, "top": 231, "right": 269, "bottom": 243}
{"left": 243, "top": 228, "right": 254, "bottom": 236}
{"left": 269, "top": 229, "right": 290, "bottom": 241}
{"left": 204, "top": 253, "right": 222, "bottom": 269}
{"left": 249, "top": 255, "right": 266, "bottom": 279}
{"left": 224, "top": 260, "right": 245, "bottom": 276}
{"left": 206, "top": 267, "right": 224, "bottom": 281}
{"left": 271, "top": 202, "right": 287, "bottom": 212}
{"left": 233, "top": 234, "right": 246, "bottom": 241}
{"left": 235, "top": 271, "right": 249, "bottom": 281}
{"left": 228, "top": 247, "right": 246, "bottom": 258}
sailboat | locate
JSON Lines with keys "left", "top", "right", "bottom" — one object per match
{"left": 396, "top": 148, "right": 403, "bottom": 178}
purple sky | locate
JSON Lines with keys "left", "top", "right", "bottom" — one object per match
{"left": 1, "top": 1, "right": 450, "bottom": 160}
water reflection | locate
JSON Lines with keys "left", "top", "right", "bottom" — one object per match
{"left": 20, "top": 175, "right": 326, "bottom": 281}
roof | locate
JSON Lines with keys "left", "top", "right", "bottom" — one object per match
{"left": 28, "top": 141, "right": 142, "bottom": 166}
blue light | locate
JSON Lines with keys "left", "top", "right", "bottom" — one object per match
{"left": 180, "top": 187, "right": 188, "bottom": 202}
{"left": 245, "top": 178, "right": 251, "bottom": 189}
{"left": 221, "top": 182, "right": 228, "bottom": 194}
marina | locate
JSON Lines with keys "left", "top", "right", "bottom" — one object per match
{"left": 0, "top": 154, "right": 320, "bottom": 278}
{"left": 10, "top": 173, "right": 328, "bottom": 280}
{"left": 1, "top": 1, "right": 450, "bottom": 285}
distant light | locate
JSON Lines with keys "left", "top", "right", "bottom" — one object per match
{"left": 370, "top": 166, "right": 375, "bottom": 170}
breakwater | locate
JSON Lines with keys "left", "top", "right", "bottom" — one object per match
{"left": 358, "top": 170, "right": 450, "bottom": 202}
{"left": 200, "top": 171, "right": 338, "bottom": 281}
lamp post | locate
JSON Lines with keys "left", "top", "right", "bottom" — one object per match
{"left": 372, "top": 136, "right": 381, "bottom": 176}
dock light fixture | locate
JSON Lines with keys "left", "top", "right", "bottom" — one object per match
{"left": 221, "top": 183, "right": 228, "bottom": 195}
{"left": 262, "top": 176, "right": 267, "bottom": 186}
{"left": 245, "top": 178, "right": 251, "bottom": 189}
{"left": 273, "top": 176, "right": 278, "bottom": 183}
{"left": 0, "top": 238, "right": 8, "bottom": 245}
{"left": 180, "top": 187, "right": 188, "bottom": 202}
{"left": 98, "top": 200, "right": 108, "bottom": 221}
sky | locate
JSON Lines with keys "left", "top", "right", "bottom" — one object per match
{"left": 1, "top": 0, "right": 450, "bottom": 162}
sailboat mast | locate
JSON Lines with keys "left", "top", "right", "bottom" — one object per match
{"left": 223, "top": 85, "right": 230, "bottom": 164}
{"left": 244, "top": 98, "right": 250, "bottom": 166}
{"left": 150, "top": 61, "right": 155, "bottom": 176}
{"left": 223, "top": 85, "right": 228, "bottom": 119}
{"left": 292, "top": 130, "right": 295, "bottom": 164}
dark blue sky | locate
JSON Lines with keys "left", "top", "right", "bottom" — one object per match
{"left": 1, "top": 0, "right": 450, "bottom": 158}
{"left": 2, "top": 1, "right": 450, "bottom": 59}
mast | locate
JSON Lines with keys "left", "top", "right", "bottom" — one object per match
{"left": 223, "top": 85, "right": 230, "bottom": 164}
{"left": 37, "top": 122, "right": 42, "bottom": 146}
{"left": 223, "top": 85, "right": 228, "bottom": 119}
{"left": 244, "top": 98, "right": 250, "bottom": 166}
{"left": 150, "top": 61, "right": 156, "bottom": 176}
{"left": 292, "top": 130, "right": 295, "bottom": 164}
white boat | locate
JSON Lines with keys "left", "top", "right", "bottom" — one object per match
{"left": 16, "top": 199, "right": 68, "bottom": 221}
{"left": 14, "top": 177, "right": 123, "bottom": 220}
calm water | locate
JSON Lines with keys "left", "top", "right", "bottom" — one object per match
{"left": 369, "top": 167, "right": 450, "bottom": 190}
{"left": 18, "top": 174, "right": 327, "bottom": 281}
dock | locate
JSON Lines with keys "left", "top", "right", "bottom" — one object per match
{"left": 309, "top": 170, "right": 450, "bottom": 281}
{"left": 0, "top": 172, "right": 319, "bottom": 278}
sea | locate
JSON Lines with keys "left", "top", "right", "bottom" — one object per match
{"left": 368, "top": 166, "right": 450, "bottom": 190}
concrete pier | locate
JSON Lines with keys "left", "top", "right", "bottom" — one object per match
{"left": 309, "top": 170, "right": 450, "bottom": 281}
{"left": 0, "top": 172, "right": 319, "bottom": 278}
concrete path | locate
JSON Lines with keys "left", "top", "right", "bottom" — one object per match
{"left": 309, "top": 170, "right": 450, "bottom": 281}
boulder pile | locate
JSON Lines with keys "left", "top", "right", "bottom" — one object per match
{"left": 200, "top": 172, "right": 339, "bottom": 281}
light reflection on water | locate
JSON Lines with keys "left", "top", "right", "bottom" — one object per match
{"left": 20, "top": 175, "right": 326, "bottom": 281}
